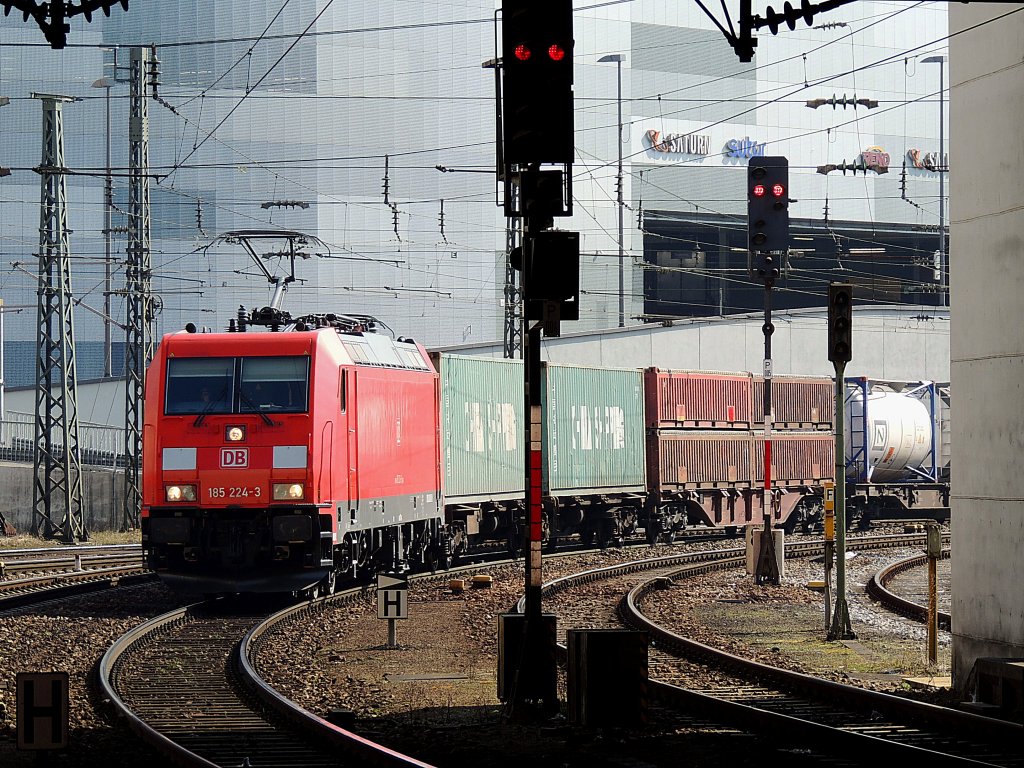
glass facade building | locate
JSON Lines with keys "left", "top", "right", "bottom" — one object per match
{"left": 0, "top": 2, "right": 948, "bottom": 386}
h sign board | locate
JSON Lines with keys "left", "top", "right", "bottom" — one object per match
{"left": 377, "top": 573, "right": 409, "bottom": 620}
{"left": 17, "top": 672, "right": 69, "bottom": 750}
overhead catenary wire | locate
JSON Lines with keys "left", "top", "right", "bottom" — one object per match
{"left": 2, "top": 1, "right": 999, "bottom": 335}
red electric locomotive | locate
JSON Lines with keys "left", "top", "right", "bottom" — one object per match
{"left": 141, "top": 311, "right": 445, "bottom": 594}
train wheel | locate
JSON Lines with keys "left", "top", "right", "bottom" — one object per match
{"left": 541, "top": 512, "right": 556, "bottom": 553}
{"left": 506, "top": 526, "right": 522, "bottom": 557}
{"left": 336, "top": 539, "right": 355, "bottom": 576}
{"left": 320, "top": 570, "right": 337, "bottom": 596}
{"left": 425, "top": 543, "right": 450, "bottom": 572}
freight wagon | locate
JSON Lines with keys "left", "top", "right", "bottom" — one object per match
{"left": 646, "top": 369, "right": 949, "bottom": 535}
{"left": 436, "top": 359, "right": 951, "bottom": 548}
{"left": 844, "top": 378, "right": 950, "bottom": 522}
{"left": 433, "top": 353, "right": 647, "bottom": 549}
{"left": 644, "top": 369, "right": 837, "bottom": 538}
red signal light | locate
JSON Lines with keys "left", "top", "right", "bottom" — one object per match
{"left": 514, "top": 43, "right": 531, "bottom": 61}
{"left": 548, "top": 44, "right": 566, "bottom": 62}
{"left": 753, "top": 184, "right": 766, "bottom": 197}
{"left": 772, "top": 183, "right": 785, "bottom": 198}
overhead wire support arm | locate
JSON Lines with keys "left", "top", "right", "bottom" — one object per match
{"left": 696, "top": 0, "right": 858, "bottom": 61}
{"left": 0, "top": 1, "right": 128, "bottom": 49}
{"left": 720, "top": 0, "right": 1024, "bottom": 61}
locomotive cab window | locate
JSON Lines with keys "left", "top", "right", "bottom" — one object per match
{"left": 165, "top": 358, "right": 234, "bottom": 415}
{"left": 164, "top": 356, "right": 309, "bottom": 415}
{"left": 239, "top": 356, "right": 309, "bottom": 413}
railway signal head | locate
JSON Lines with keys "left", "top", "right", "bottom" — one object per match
{"left": 501, "top": 0, "right": 575, "bottom": 166}
{"left": 748, "top": 156, "right": 790, "bottom": 259}
{"left": 828, "top": 282, "right": 853, "bottom": 363}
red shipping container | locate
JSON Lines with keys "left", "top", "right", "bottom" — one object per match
{"left": 752, "top": 375, "right": 834, "bottom": 429}
{"left": 752, "top": 433, "right": 835, "bottom": 485}
{"left": 646, "top": 430, "right": 754, "bottom": 492}
{"left": 644, "top": 368, "right": 753, "bottom": 429}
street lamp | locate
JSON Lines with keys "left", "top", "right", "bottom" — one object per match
{"left": 922, "top": 54, "right": 947, "bottom": 307}
{"left": 599, "top": 53, "right": 626, "bottom": 328}
{"left": 0, "top": 95, "right": 9, "bottom": 176}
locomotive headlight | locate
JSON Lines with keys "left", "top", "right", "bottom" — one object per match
{"left": 225, "top": 425, "right": 246, "bottom": 442}
{"left": 166, "top": 484, "right": 197, "bottom": 502}
{"left": 273, "top": 483, "right": 305, "bottom": 500}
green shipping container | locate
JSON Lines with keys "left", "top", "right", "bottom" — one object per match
{"left": 432, "top": 352, "right": 525, "bottom": 503}
{"left": 542, "top": 363, "right": 646, "bottom": 495}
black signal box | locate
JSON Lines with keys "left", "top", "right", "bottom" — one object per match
{"left": 748, "top": 156, "right": 790, "bottom": 257}
{"left": 827, "top": 282, "right": 853, "bottom": 363}
{"left": 513, "top": 229, "right": 580, "bottom": 321}
{"left": 501, "top": 0, "right": 574, "bottom": 166}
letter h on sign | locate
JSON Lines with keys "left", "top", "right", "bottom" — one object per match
{"left": 377, "top": 588, "right": 408, "bottom": 620}
{"left": 376, "top": 572, "right": 409, "bottom": 620}
{"left": 17, "top": 672, "right": 69, "bottom": 750}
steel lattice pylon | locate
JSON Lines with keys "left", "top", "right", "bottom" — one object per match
{"left": 503, "top": 192, "right": 522, "bottom": 359}
{"left": 31, "top": 92, "right": 86, "bottom": 543}
{"left": 122, "top": 47, "right": 154, "bottom": 531}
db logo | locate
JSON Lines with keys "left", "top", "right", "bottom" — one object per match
{"left": 220, "top": 448, "right": 248, "bottom": 468}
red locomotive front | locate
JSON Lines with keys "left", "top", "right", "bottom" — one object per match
{"left": 142, "top": 323, "right": 443, "bottom": 594}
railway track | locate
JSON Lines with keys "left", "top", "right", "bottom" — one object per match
{"left": 0, "top": 544, "right": 152, "bottom": 608}
{"left": 26, "top": 530, "right": 971, "bottom": 767}
{"left": 99, "top": 541, "right": 710, "bottom": 768}
{"left": 0, "top": 543, "right": 143, "bottom": 579}
{"left": 866, "top": 549, "right": 952, "bottom": 630}
{"left": 100, "top": 595, "right": 421, "bottom": 767}
{"left": 99, "top": 597, "right": 419, "bottom": 768}
{"left": 100, "top": 553, "right": 538, "bottom": 768}
{"left": 526, "top": 534, "right": 1019, "bottom": 766}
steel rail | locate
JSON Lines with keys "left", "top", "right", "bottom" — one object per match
{"left": 0, "top": 552, "right": 144, "bottom": 578}
{"left": 0, "top": 568, "right": 155, "bottom": 609}
{"left": 239, "top": 591, "right": 435, "bottom": 768}
{"left": 100, "top": 556, "right": 524, "bottom": 768}
{"left": 866, "top": 549, "right": 952, "bottom": 630}
{"left": 515, "top": 532, "right": 948, "bottom": 614}
{"left": 99, "top": 605, "right": 221, "bottom": 768}
{"left": 499, "top": 531, "right": 1016, "bottom": 765}
{"left": 618, "top": 564, "right": 1021, "bottom": 763}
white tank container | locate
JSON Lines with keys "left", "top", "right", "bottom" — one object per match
{"left": 846, "top": 385, "right": 934, "bottom": 483}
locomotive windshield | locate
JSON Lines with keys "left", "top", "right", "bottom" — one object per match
{"left": 165, "top": 356, "right": 309, "bottom": 415}
{"left": 239, "top": 357, "right": 309, "bottom": 413}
